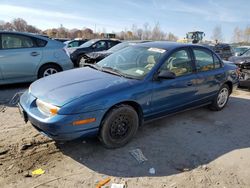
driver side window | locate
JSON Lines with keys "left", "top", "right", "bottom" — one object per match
{"left": 160, "top": 49, "right": 193, "bottom": 77}
{"left": 95, "top": 41, "right": 106, "bottom": 49}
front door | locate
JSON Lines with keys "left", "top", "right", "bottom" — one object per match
{"left": 151, "top": 48, "right": 198, "bottom": 116}
{"left": 0, "top": 33, "right": 42, "bottom": 80}
{"left": 92, "top": 41, "right": 107, "bottom": 52}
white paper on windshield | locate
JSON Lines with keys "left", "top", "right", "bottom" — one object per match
{"left": 135, "top": 69, "right": 144, "bottom": 75}
{"left": 148, "top": 48, "right": 166, "bottom": 53}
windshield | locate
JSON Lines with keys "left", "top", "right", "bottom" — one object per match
{"left": 107, "top": 42, "right": 131, "bottom": 53}
{"left": 79, "top": 39, "right": 97, "bottom": 48}
{"left": 242, "top": 49, "right": 250, "bottom": 57}
{"left": 96, "top": 46, "right": 166, "bottom": 79}
{"left": 235, "top": 47, "right": 248, "bottom": 54}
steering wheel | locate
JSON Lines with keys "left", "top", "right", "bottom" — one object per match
{"left": 165, "top": 57, "right": 176, "bottom": 70}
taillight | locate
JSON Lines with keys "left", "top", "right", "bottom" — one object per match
{"left": 62, "top": 48, "right": 70, "bottom": 57}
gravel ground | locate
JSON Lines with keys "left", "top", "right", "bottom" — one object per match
{"left": 0, "top": 84, "right": 250, "bottom": 188}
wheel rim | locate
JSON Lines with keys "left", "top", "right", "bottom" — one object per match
{"left": 110, "top": 114, "right": 131, "bottom": 140}
{"left": 217, "top": 88, "right": 229, "bottom": 108}
{"left": 43, "top": 68, "right": 58, "bottom": 77}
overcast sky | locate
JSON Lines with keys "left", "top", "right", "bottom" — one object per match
{"left": 0, "top": 0, "right": 249, "bottom": 42}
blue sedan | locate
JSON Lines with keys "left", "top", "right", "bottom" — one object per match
{"left": 19, "top": 42, "right": 238, "bottom": 148}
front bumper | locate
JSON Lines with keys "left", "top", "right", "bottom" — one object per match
{"left": 19, "top": 91, "right": 105, "bottom": 141}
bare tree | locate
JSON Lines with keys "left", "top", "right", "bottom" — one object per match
{"left": 137, "top": 28, "right": 143, "bottom": 40}
{"left": 126, "top": 31, "right": 133, "bottom": 39}
{"left": 57, "top": 24, "right": 68, "bottom": 38}
{"left": 232, "top": 27, "right": 243, "bottom": 43}
{"left": 211, "top": 25, "right": 223, "bottom": 43}
{"left": 12, "top": 18, "right": 28, "bottom": 32}
{"left": 142, "top": 23, "right": 151, "bottom": 40}
{"left": 1, "top": 22, "right": 14, "bottom": 31}
{"left": 82, "top": 28, "right": 94, "bottom": 39}
{"left": 244, "top": 26, "right": 250, "bottom": 43}
{"left": 166, "top": 32, "right": 178, "bottom": 41}
{"left": 0, "top": 20, "right": 5, "bottom": 30}
{"left": 0, "top": 18, "right": 40, "bottom": 33}
{"left": 151, "top": 22, "right": 165, "bottom": 40}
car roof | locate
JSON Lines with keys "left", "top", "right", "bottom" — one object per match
{"left": 137, "top": 41, "right": 205, "bottom": 50}
{"left": 0, "top": 31, "right": 49, "bottom": 40}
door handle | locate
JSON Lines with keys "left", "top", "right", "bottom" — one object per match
{"left": 186, "top": 81, "right": 193, "bottom": 86}
{"left": 30, "top": 52, "right": 40, "bottom": 56}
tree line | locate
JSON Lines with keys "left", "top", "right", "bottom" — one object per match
{"left": 0, "top": 18, "right": 178, "bottom": 41}
{"left": 1, "top": 18, "right": 250, "bottom": 44}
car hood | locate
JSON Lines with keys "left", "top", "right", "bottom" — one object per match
{"left": 86, "top": 51, "right": 111, "bottom": 59}
{"left": 30, "top": 67, "right": 133, "bottom": 106}
{"left": 228, "top": 56, "right": 250, "bottom": 64}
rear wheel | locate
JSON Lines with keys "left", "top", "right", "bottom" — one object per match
{"left": 38, "top": 64, "right": 62, "bottom": 78}
{"left": 209, "top": 84, "right": 230, "bottom": 111}
{"left": 99, "top": 105, "right": 139, "bottom": 149}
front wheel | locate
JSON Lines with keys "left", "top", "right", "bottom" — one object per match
{"left": 99, "top": 105, "right": 139, "bottom": 149}
{"left": 209, "top": 84, "right": 230, "bottom": 111}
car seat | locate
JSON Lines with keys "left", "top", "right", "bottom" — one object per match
{"left": 145, "top": 55, "right": 156, "bottom": 70}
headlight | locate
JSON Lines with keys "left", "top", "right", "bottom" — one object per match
{"left": 36, "top": 99, "right": 60, "bottom": 116}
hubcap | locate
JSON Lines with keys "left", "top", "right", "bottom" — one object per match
{"left": 110, "top": 114, "right": 131, "bottom": 140}
{"left": 217, "top": 88, "right": 229, "bottom": 108}
{"left": 43, "top": 68, "right": 58, "bottom": 77}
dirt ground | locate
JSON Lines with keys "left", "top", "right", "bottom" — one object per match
{"left": 0, "top": 84, "right": 250, "bottom": 188}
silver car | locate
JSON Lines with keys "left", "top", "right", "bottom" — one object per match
{"left": 0, "top": 31, "right": 73, "bottom": 85}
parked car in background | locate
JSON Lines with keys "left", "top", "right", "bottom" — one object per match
{"left": 79, "top": 40, "right": 150, "bottom": 67}
{"left": 0, "top": 31, "right": 73, "bottom": 85}
{"left": 212, "top": 43, "right": 234, "bottom": 60}
{"left": 68, "top": 39, "right": 121, "bottom": 67}
{"left": 235, "top": 61, "right": 250, "bottom": 88}
{"left": 54, "top": 38, "right": 70, "bottom": 43}
{"left": 229, "top": 49, "right": 250, "bottom": 88}
{"left": 233, "top": 46, "right": 250, "bottom": 56}
{"left": 19, "top": 42, "right": 238, "bottom": 148}
{"left": 229, "top": 49, "right": 250, "bottom": 64}
{"left": 64, "top": 39, "right": 88, "bottom": 48}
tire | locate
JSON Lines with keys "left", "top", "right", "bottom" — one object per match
{"left": 99, "top": 104, "right": 139, "bottom": 149}
{"left": 209, "top": 84, "right": 230, "bottom": 111}
{"left": 38, "top": 64, "right": 62, "bottom": 78}
{"left": 76, "top": 54, "right": 87, "bottom": 67}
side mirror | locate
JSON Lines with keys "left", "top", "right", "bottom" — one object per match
{"left": 157, "top": 70, "right": 176, "bottom": 79}
{"left": 92, "top": 44, "right": 96, "bottom": 49}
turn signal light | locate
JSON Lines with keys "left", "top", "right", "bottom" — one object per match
{"left": 50, "top": 108, "right": 58, "bottom": 115}
{"left": 73, "top": 118, "right": 96, "bottom": 125}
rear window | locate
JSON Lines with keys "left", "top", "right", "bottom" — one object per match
{"left": 1, "top": 34, "right": 35, "bottom": 49}
{"left": 35, "top": 38, "right": 47, "bottom": 47}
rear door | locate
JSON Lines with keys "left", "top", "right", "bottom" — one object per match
{"left": 0, "top": 33, "right": 43, "bottom": 80}
{"left": 191, "top": 47, "right": 225, "bottom": 103}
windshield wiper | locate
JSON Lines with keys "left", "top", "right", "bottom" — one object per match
{"left": 100, "top": 66, "right": 125, "bottom": 77}
{"left": 82, "top": 63, "right": 99, "bottom": 70}
{"left": 101, "top": 66, "right": 137, "bottom": 79}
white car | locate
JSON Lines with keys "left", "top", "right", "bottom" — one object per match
{"left": 0, "top": 31, "right": 73, "bottom": 85}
